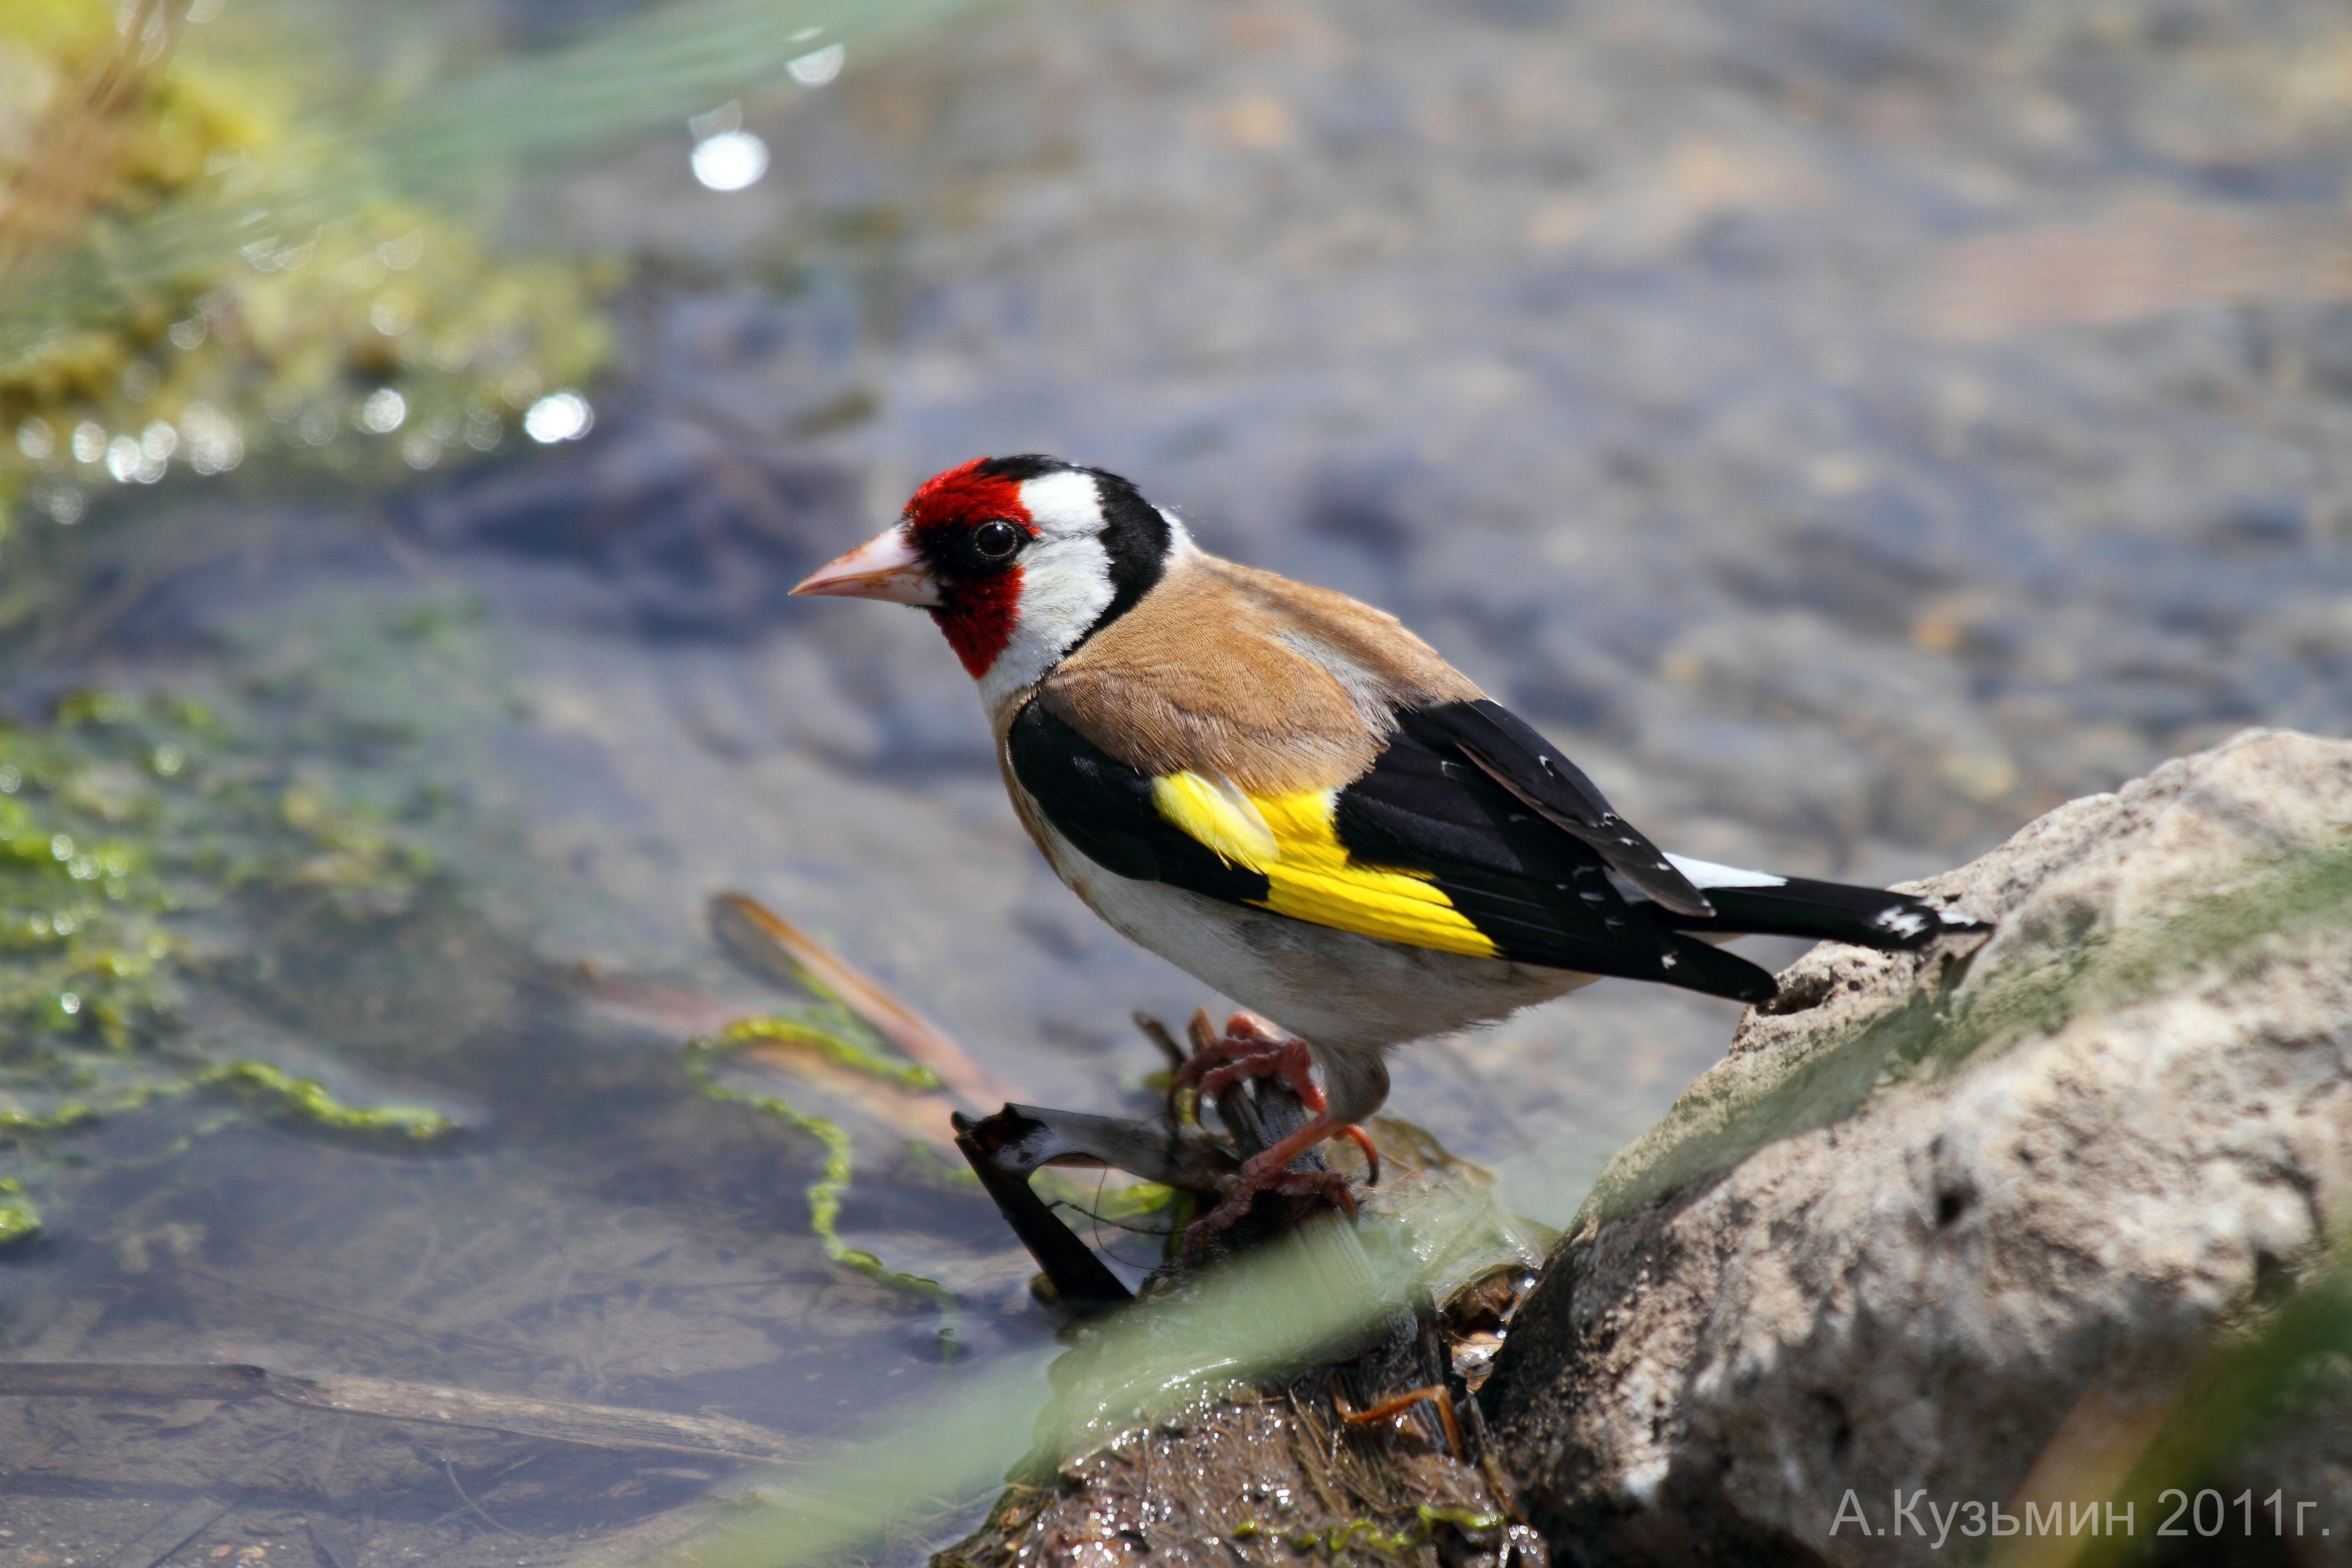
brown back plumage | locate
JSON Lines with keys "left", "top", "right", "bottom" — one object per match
{"left": 1035, "top": 554, "right": 1481, "bottom": 794}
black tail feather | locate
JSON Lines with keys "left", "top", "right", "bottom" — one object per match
{"left": 1664, "top": 878, "right": 1980, "bottom": 952}
{"left": 1656, "top": 932, "right": 1781, "bottom": 1004}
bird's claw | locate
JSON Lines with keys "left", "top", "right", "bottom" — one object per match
{"left": 1180, "top": 1156, "right": 1357, "bottom": 1259}
{"left": 1169, "top": 1008, "right": 1377, "bottom": 1259}
{"left": 1170, "top": 1010, "right": 1326, "bottom": 1112}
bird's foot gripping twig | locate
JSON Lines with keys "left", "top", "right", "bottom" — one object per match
{"left": 1180, "top": 1134, "right": 1357, "bottom": 1258}
{"left": 1172, "top": 1010, "right": 1379, "bottom": 1257}
{"left": 1171, "top": 1008, "right": 1325, "bottom": 1110}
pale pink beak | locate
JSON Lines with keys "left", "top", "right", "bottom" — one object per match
{"left": 789, "top": 525, "right": 941, "bottom": 607}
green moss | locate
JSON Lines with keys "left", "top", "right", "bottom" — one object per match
{"left": 0, "top": 0, "right": 615, "bottom": 535}
{"left": 1227, "top": 1504, "right": 1502, "bottom": 1558}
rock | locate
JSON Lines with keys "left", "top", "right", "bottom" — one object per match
{"left": 1483, "top": 729, "right": 2352, "bottom": 1565}
{"left": 934, "top": 1320, "right": 1531, "bottom": 1568}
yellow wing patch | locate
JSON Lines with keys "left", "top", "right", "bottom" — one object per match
{"left": 1150, "top": 771, "right": 1501, "bottom": 959}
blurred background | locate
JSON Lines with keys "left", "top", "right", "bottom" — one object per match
{"left": 0, "top": 0, "right": 2349, "bottom": 1559}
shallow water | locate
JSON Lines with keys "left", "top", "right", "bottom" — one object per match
{"left": 5, "top": 0, "right": 2352, "bottom": 1559}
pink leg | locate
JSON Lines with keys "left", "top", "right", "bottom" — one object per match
{"left": 1335, "top": 1123, "right": 1381, "bottom": 1186}
{"left": 1172, "top": 1011, "right": 1376, "bottom": 1256}
{"left": 1182, "top": 1112, "right": 1355, "bottom": 1256}
{"left": 1171, "top": 1009, "right": 1326, "bottom": 1110}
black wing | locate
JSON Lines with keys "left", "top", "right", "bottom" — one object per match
{"left": 1399, "top": 700, "right": 1715, "bottom": 917}
{"left": 1328, "top": 718, "right": 1779, "bottom": 1000}
{"left": 1006, "top": 697, "right": 1781, "bottom": 1004}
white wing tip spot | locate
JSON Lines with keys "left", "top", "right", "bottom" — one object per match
{"left": 1877, "top": 907, "right": 1931, "bottom": 938}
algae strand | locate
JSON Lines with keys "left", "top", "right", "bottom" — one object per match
{"left": 683, "top": 1030, "right": 953, "bottom": 1308}
{"left": 197, "top": 1061, "right": 450, "bottom": 1142}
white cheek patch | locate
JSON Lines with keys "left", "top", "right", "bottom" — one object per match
{"left": 974, "top": 472, "right": 1116, "bottom": 714}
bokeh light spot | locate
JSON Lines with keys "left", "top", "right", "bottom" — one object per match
{"left": 523, "top": 392, "right": 593, "bottom": 444}
{"left": 691, "top": 130, "right": 769, "bottom": 191}
{"left": 361, "top": 388, "right": 408, "bottom": 433}
{"left": 788, "top": 43, "right": 846, "bottom": 86}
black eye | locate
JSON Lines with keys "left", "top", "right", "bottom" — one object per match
{"left": 970, "top": 519, "right": 1024, "bottom": 561}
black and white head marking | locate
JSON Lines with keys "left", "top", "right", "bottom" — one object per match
{"left": 963, "top": 456, "right": 1187, "bottom": 711}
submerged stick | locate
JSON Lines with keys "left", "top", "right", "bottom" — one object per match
{"left": 708, "top": 892, "right": 1019, "bottom": 1109}
{"left": 0, "top": 1362, "right": 797, "bottom": 1463}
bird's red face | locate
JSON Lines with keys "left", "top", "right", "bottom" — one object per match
{"left": 792, "top": 455, "right": 1181, "bottom": 706}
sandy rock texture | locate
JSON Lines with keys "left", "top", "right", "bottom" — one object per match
{"left": 934, "top": 1297, "right": 1540, "bottom": 1568}
{"left": 1484, "top": 728, "right": 2352, "bottom": 1567}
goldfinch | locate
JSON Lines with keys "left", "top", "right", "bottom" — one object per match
{"left": 793, "top": 456, "right": 1977, "bottom": 1231}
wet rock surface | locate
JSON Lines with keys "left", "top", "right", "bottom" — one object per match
{"left": 938, "top": 1035, "right": 1546, "bottom": 1568}
{"left": 1482, "top": 730, "right": 2352, "bottom": 1566}
{"left": 935, "top": 1308, "right": 1532, "bottom": 1568}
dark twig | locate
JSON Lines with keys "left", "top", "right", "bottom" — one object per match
{"left": 1132, "top": 1012, "right": 1187, "bottom": 1071}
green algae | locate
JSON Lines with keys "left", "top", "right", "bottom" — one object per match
{"left": 0, "top": 1063, "right": 445, "bottom": 1143}
{"left": 683, "top": 1030, "right": 953, "bottom": 1307}
{"left": 1029, "top": 1167, "right": 1189, "bottom": 1249}
{"left": 0, "top": 1176, "right": 39, "bottom": 1247}
{"left": 197, "top": 1060, "right": 449, "bottom": 1142}
{"left": 901, "top": 1138, "right": 984, "bottom": 1189}
{"left": 0, "top": 687, "right": 440, "bottom": 1074}
{"left": 0, "top": 693, "right": 220, "bottom": 1062}
{"left": 0, "top": 0, "right": 615, "bottom": 538}
{"left": 0, "top": 1102, "right": 96, "bottom": 1135}
{"left": 0, "top": 654, "right": 480, "bottom": 1262}
{"left": 718, "top": 1015, "right": 944, "bottom": 1093}
{"left": 1084, "top": 1178, "right": 1185, "bottom": 1228}
{"left": 1228, "top": 1504, "right": 1504, "bottom": 1557}
{"left": 0, "top": 652, "right": 492, "bottom": 1255}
